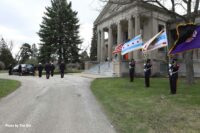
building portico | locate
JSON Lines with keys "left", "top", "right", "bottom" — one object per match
{"left": 94, "top": 1, "right": 172, "bottom": 76}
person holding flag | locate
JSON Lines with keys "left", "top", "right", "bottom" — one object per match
{"left": 169, "top": 59, "right": 179, "bottom": 94}
{"left": 142, "top": 29, "right": 168, "bottom": 87}
{"left": 168, "top": 23, "right": 200, "bottom": 93}
{"left": 129, "top": 59, "right": 135, "bottom": 82}
{"left": 144, "top": 59, "right": 152, "bottom": 87}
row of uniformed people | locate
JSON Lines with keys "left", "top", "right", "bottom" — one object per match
{"left": 38, "top": 62, "right": 65, "bottom": 79}
{"left": 129, "top": 58, "right": 179, "bottom": 94}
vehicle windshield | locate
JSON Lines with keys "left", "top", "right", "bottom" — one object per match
{"left": 13, "top": 65, "right": 19, "bottom": 69}
{"left": 21, "top": 64, "right": 26, "bottom": 67}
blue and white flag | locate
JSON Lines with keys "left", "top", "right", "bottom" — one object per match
{"left": 143, "top": 30, "right": 168, "bottom": 52}
{"left": 121, "top": 35, "right": 143, "bottom": 55}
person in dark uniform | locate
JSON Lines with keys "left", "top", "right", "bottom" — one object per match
{"left": 129, "top": 59, "right": 135, "bottom": 82}
{"left": 50, "top": 62, "right": 55, "bottom": 77}
{"left": 18, "top": 64, "right": 22, "bottom": 76}
{"left": 45, "top": 62, "right": 51, "bottom": 79}
{"left": 144, "top": 59, "right": 152, "bottom": 87}
{"left": 38, "top": 63, "right": 43, "bottom": 78}
{"left": 8, "top": 64, "right": 12, "bottom": 75}
{"left": 169, "top": 59, "right": 179, "bottom": 94}
{"left": 59, "top": 61, "right": 65, "bottom": 78}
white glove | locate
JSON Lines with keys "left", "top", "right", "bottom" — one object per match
{"left": 169, "top": 70, "right": 172, "bottom": 76}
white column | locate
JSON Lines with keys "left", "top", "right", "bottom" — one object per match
{"left": 117, "top": 21, "right": 123, "bottom": 61}
{"left": 108, "top": 25, "right": 113, "bottom": 61}
{"left": 128, "top": 17, "right": 134, "bottom": 59}
{"left": 101, "top": 29, "right": 105, "bottom": 61}
{"left": 117, "top": 22, "right": 123, "bottom": 44}
{"left": 134, "top": 15, "right": 141, "bottom": 59}
{"left": 97, "top": 29, "right": 101, "bottom": 61}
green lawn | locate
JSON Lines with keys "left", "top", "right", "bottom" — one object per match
{"left": 91, "top": 78, "right": 200, "bottom": 133}
{"left": 0, "top": 79, "right": 21, "bottom": 98}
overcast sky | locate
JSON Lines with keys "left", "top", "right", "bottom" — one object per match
{"left": 0, "top": 0, "right": 102, "bottom": 56}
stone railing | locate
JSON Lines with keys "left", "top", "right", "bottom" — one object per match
{"left": 84, "top": 61, "right": 100, "bottom": 70}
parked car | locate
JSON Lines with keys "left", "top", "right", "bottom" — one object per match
{"left": 12, "top": 64, "right": 35, "bottom": 76}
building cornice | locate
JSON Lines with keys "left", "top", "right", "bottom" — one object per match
{"left": 94, "top": 2, "right": 172, "bottom": 26}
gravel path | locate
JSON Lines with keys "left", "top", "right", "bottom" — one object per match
{"left": 0, "top": 73, "right": 116, "bottom": 133}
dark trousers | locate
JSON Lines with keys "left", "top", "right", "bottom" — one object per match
{"left": 51, "top": 71, "right": 54, "bottom": 77}
{"left": 145, "top": 74, "right": 150, "bottom": 87}
{"left": 129, "top": 68, "right": 134, "bottom": 82}
{"left": 9, "top": 70, "right": 12, "bottom": 75}
{"left": 46, "top": 72, "right": 50, "bottom": 79}
{"left": 61, "top": 71, "right": 64, "bottom": 78}
{"left": 38, "top": 71, "right": 42, "bottom": 77}
{"left": 170, "top": 76, "right": 178, "bottom": 94}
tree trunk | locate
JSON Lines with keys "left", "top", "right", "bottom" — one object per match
{"left": 184, "top": 51, "right": 195, "bottom": 85}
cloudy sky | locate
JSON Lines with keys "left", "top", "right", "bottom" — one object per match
{"left": 0, "top": 0, "right": 102, "bottom": 56}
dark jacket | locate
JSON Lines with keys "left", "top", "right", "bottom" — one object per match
{"left": 38, "top": 64, "right": 43, "bottom": 71}
{"left": 60, "top": 63, "right": 65, "bottom": 72}
{"left": 51, "top": 64, "right": 55, "bottom": 71}
{"left": 45, "top": 63, "right": 51, "bottom": 73}
{"left": 144, "top": 63, "right": 152, "bottom": 76}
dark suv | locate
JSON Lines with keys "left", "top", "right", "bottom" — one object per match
{"left": 12, "top": 64, "right": 35, "bottom": 75}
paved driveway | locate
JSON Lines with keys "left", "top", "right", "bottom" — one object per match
{"left": 0, "top": 73, "right": 116, "bottom": 133}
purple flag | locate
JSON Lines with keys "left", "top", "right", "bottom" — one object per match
{"left": 169, "top": 25, "right": 200, "bottom": 54}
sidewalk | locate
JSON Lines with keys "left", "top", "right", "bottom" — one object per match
{"left": 70, "top": 73, "right": 113, "bottom": 79}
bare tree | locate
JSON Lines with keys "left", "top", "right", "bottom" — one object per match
{"left": 98, "top": 0, "right": 200, "bottom": 84}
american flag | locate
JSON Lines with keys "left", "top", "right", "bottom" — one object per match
{"left": 112, "top": 43, "right": 123, "bottom": 54}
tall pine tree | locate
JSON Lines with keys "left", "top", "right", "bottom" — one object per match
{"left": 38, "top": 0, "right": 82, "bottom": 63}
{"left": 0, "top": 37, "right": 15, "bottom": 69}
{"left": 90, "top": 25, "right": 97, "bottom": 61}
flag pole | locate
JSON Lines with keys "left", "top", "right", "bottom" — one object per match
{"left": 165, "top": 25, "right": 171, "bottom": 66}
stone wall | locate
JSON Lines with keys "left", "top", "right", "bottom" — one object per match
{"left": 84, "top": 61, "right": 99, "bottom": 70}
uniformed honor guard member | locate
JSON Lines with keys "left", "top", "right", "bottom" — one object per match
{"left": 129, "top": 59, "right": 135, "bottom": 82}
{"left": 8, "top": 64, "right": 12, "bottom": 75}
{"left": 50, "top": 62, "right": 55, "bottom": 77}
{"left": 45, "top": 62, "right": 51, "bottom": 79}
{"left": 169, "top": 59, "right": 179, "bottom": 94}
{"left": 144, "top": 59, "right": 152, "bottom": 87}
{"left": 60, "top": 61, "right": 65, "bottom": 78}
{"left": 18, "top": 64, "right": 22, "bottom": 76}
{"left": 38, "top": 63, "right": 43, "bottom": 78}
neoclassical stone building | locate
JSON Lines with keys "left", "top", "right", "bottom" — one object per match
{"left": 94, "top": 1, "right": 200, "bottom": 77}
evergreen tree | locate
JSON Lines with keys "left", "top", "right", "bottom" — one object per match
{"left": 90, "top": 25, "right": 97, "bottom": 61}
{"left": 0, "top": 38, "right": 8, "bottom": 49}
{"left": 38, "top": 0, "right": 82, "bottom": 64}
{"left": 0, "top": 38, "right": 15, "bottom": 69}
{"left": 19, "top": 43, "right": 32, "bottom": 63}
